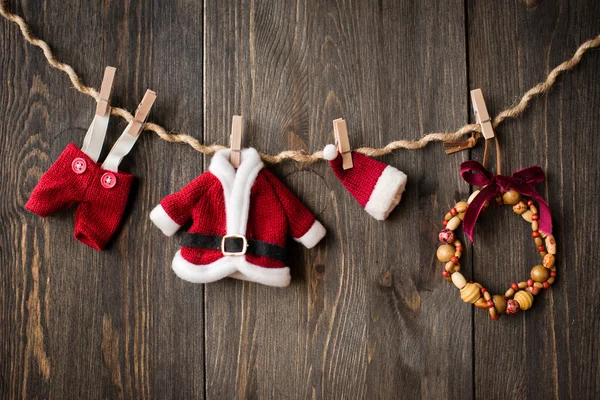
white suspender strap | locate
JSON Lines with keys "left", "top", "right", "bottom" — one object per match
{"left": 101, "top": 90, "right": 156, "bottom": 172}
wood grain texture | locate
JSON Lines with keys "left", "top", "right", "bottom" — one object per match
{"left": 0, "top": 0, "right": 598, "bottom": 399}
{"left": 203, "top": 0, "right": 469, "bottom": 398}
{"left": 467, "top": 0, "right": 600, "bottom": 399}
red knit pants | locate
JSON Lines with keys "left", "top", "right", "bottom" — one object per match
{"left": 26, "top": 143, "right": 133, "bottom": 250}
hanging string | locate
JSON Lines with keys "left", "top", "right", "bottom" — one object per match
{"left": 1, "top": 3, "right": 599, "bottom": 163}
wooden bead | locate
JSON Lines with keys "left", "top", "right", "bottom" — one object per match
{"left": 455, "top": 201, "right": 468, "bottom": 212}
{"left": 547, "top": 277, "right": 555, "bottom": 285}
{"left": 505, "top": 288, "right": 515, "bottom": 298}
{"left": 526, "top": 286, "right": 541, "bottom": 295}
{"left": 437, "top": 245, "right": 455, "bottom": 262}
{"left": 531, "top": 265, "right": 550, "bottom": 282}
{"left": 534, "top": 237, "right": 543, "bottom": 246}
{"left": 521, "top": 210, "right": 533, "bottom": 223}
{"left": 489, "top": 307, "right": 498, "bottom": 318}
{"left": 493, "top": 295, "right": 507, "bottom": 314}
{"left": 446, "top": 216, "right": 461, "bottom": 231}
{"left": 518, "top": 282, "right": 528, "bottom": 289}
{"left": 543, "top": 254, "right": 555, "bottom": 269}
{"left": 460, "top": 283, "right": 481, "bottom": 303}
{"left": 445, "top": 212, "right": 453, "bottom": 221}
{"left": 533, "top": 282, "right": 543, "bottom": 289}
{"left": 439, "top": 229, "right": 455, "bottom": 243}
{"left": 483, "top": 292, "right": 492, "bottom": 301}
{"left": 468, "top": 190, "right": 480, "bottom": 204}
{"left": 502, "top": 190, "right": 521, "bottom": 205}
{"left": 454, "top": 250, "right": 462, "bottom": 258}
{"left": 530, "top": 205, "right": 538, "bottom": 214}
{"left": 474, "top": 297, "right": 488, "bottom": 309}
{"left": 532, "top": 221, "right": 539, "bottom": 231}
{"left": 506, "top": 299, "right": 520, "bottom": 314}
{"left": 545, "top": 235, "right": 557, "bottom": 255}
{"left": 514, "top": 290, "right": 534, "bottom": 310}
{"left": 455, "top": 201, "right": 469, "bottom": 220}
{"left": 451, "top": 272, "right": 467, "bottom": 289}
{"left": 453, "top": 265, "right": 461, "bottom": 273}
{"left": 445, "top": 261, "right": 455, "bottom": 272}
{"left": 513, "top": 201, "right": 528, "bottom": 215}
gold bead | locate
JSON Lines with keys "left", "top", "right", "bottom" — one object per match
{"left": 531, "top": 265, "right": 550, "bottom": 282}
{"left": 493, "top": 295, "right": 507, "bottom": 314}
{"left": 502, "top": 190, "right": 521, "bottom": 205}
{"left": 437, "top": 244, "right": 455, "bottom": 262}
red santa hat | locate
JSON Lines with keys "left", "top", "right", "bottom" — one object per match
{"left": 323, "top": 144, "right": 407, "bottom": 220}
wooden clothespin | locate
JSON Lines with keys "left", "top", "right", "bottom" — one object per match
{"left": 333, "top": 118, "right": 353, "bottom": 170}
{"left": 230, "top": 115, "right": 243, "bottom": 168}
{"left": 470, "top": 89, "right": 494, "bottom": 140}
{"left": 95, "top": 66, "right": 117, "bottom": 117}
{"left": 128, "top": 89, "right": 157, "bottom": 137}
{"left": 444, "top": 88, "right": 495, "bottom": 154}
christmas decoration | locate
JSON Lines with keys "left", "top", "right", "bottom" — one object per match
{"left": 26, "top": 82, "right": 156, "bottom": 250}
{"left": 150, "top": 147, "right": 326, "bottom": 287}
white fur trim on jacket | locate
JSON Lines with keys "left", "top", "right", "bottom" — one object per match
{"left": 150, "top": 204, "right": 182, "bottom": 236}
{"left": 364, "top": 166, "right": 408, "bottom": 221}
{"left": 294, "top": 220, "right": 326, "bottom": 248}
{"left": 172, "top": 250, "right": 291, "bottom": 287}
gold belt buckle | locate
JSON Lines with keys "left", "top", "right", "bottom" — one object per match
{"left": 221, "top": 234, "right": 248, "bottom": 256}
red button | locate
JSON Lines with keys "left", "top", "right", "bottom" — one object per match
{"left": 101, "top": 172, "right": 117, "bottom": 189}
{"left": 72, "top": 158, "right": 87, "bottom": 174}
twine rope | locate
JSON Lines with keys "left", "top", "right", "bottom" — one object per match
{"left": 1, "top": 3, "right": 599, "bottom": 163}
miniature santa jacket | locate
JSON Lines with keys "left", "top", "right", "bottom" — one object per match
{"left": 150, "top": 147, "right": 326, "bottom": 287}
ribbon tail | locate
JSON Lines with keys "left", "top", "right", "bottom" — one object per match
{"left": 532, "top": 196, "right": 553, "bottom": 235}
{"left": 462, "top": 184, "right": 499, "bottom": 242}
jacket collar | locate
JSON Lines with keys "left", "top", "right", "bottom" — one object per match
{"left": 209, "top": 148, "right": 264, "bottom": 234}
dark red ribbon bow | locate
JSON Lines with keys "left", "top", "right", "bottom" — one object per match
{"left": 460, "top": 160, "right": 553, "bottom": 242}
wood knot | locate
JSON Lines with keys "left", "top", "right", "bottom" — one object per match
{"left": 380, "top": 271, "right": 393, "bottom": 287}
{"left": 314, "top": 264, "right": 325, "bottom": 274}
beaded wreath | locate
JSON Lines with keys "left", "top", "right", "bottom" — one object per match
{"left": 436, "top": 146, "right": 556, "bottom": 320}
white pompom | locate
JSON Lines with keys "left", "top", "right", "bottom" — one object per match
{"left": 323, "top": 144, "right": 338, "bottom": 161}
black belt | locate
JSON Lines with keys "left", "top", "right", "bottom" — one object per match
{"left": 181, "top": 233, "right": 290, "bottom": 263}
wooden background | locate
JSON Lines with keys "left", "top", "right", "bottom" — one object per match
{"left": 1, "top": 0, "right": 599, "bottom": 398}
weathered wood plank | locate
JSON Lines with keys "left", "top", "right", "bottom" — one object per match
{"left": 0, "top": 0, "right": 205, "bottom": 398}
{"left": 467, "top": 0, "right": 600, "bottom": 398}
{"left": 203, "top": 1, "right": 470, "bottom": 398}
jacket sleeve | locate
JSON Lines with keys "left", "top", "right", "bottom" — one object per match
{"left": 262, "top": 169, "right": 326, "bottom": 248}
{"left": 149, "top": 172, "right": 213, "bottom": 236}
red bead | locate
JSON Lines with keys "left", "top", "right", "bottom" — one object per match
{"left": 532, "top": 231, "right": 540, "bottom": 238}
{"left": 511, "top": 283, "right": 518, "bottom": 290}
{"left": 496, "top": 201, "right": 503, "bottom": 206}
{"left": 543, "top": 282, "right": 549, "bottom": 289}
{"left": 537, "top": 246, "right": 545, "bottom": 252}
{"left": 456, "top": 246, "right": 463, "bottom": 251}
{"left": 527, "top": 200, "right": 534, "bottom": 206}
{"left": 532, "top": 214, "right": 539, "bottom": 221}
{"left": 491, "top": 315, "right": 500, "bottom": 321}
{"left": 550, "top": 271, "right": 556, "bottom": 277}
{"left": 468, "top": 280, "right": 473, "bottom": 284}
{"left": 442, "top": 220, "right": 448, "bottom": 226}
{"left": 480, "top": 288, "right": 487, "bottom": 294}
{"left": 450, "top": 208, "right": 458, "bottom": 216}
{"left": 487, "top": 300, "right": 494, "bottom": 308}
{"left": 442, "top": 270, "right": 449, "bottom": 277}
{"left": 451, "top": 257, "right": 459, "bottom": 264}
{"left": 527, "top": 279, "right": 534, "bottom": 287}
